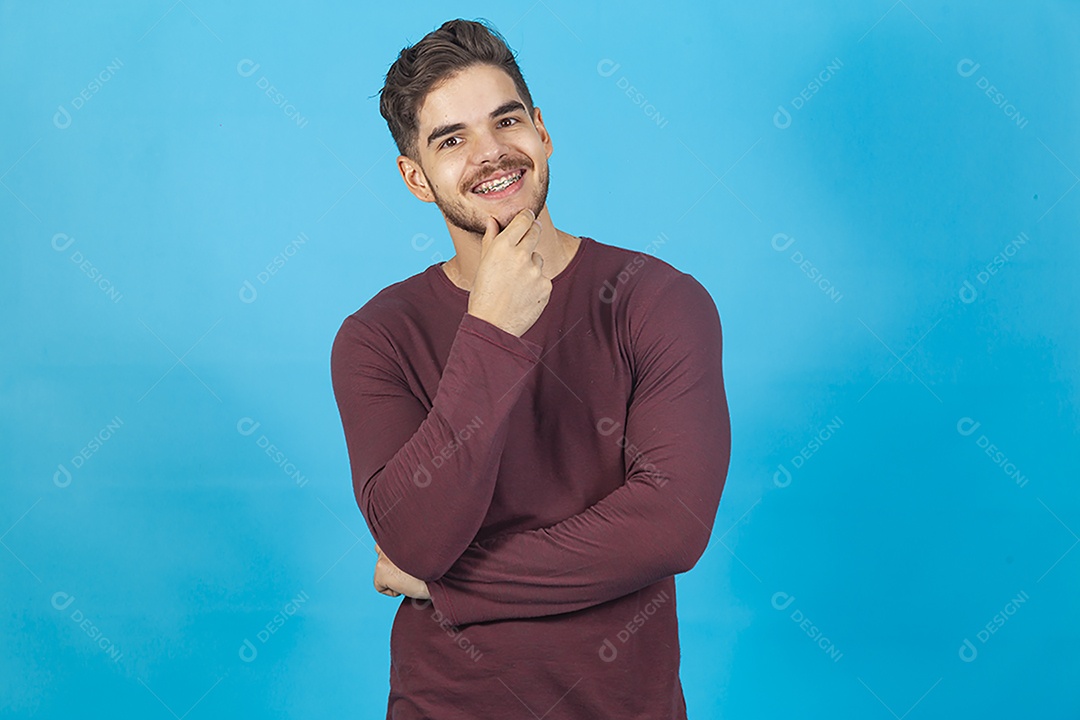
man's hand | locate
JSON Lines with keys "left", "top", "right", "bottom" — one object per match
{"left": 467, "top": 208, "right": 551, "bottom": 338}
{"left": 373, "top": 544, "right": 431, "bottom": 600}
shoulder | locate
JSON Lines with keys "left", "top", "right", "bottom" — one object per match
{"left": 331, "top": 266, "right": 434, "bottom": 361}
{"left": 584, "top": 237, "right": 716, "bottom": 323}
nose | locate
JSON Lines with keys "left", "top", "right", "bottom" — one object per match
{"left": 469, "top": 127, "right": 510, "bottom": 166}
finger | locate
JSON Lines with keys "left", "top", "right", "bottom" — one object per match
{"left": 374, "top": 544, "right": 381, "bottom": 555}
{"left": 531, "top": 251, "right": 544, "bottom": 273}
{"left": 522, "top": 217, "right": 543, "bottom": 253}
{"left": 482, "top": 215, "right": 500, "bottom": 249}
{"left": 375, "top": 583, "right": 400, "bottom": 597}
{"left": 506, "top": 207, "right": 538, "bottom": 246}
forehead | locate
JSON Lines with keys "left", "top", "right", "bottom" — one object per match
{"left": 417, "top": 64, "right": 523, "bottom": 130}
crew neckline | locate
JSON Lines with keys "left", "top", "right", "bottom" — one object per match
{"left": 431, "top": 235, "right": 593, "bottom": 297}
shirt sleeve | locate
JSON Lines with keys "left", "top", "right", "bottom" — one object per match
{"left": 425, "top": 272, "right": 731, "bottom": 627}
{"left": 330, "top": 310, "right": 544, "bottom": 581}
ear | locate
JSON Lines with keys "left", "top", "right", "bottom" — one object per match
{"left": 532, "top": 106, "right": 553, "bottom": 161}
{"left": 397, "top": 155, "right": 435, "bottom": 203}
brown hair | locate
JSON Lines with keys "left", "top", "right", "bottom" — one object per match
{"left": 379, "top": 18, "right": 535, "bottom": 163}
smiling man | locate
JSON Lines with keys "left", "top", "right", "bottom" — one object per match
{"left": 330, "top": 17, "right": 731, "bottom": 719}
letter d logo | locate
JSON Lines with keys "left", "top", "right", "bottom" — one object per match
{"left": 956, "top": 417, "right": 981, "bottom": 436}
{"left": 596, "top": 417, "right": 621, "bottom": 437}
{"left": 237, "top": 417, "right": 261, "bottom": 436}
{"left": 52, "top": 233, "right": 75, "bottom": 251}
{"left": 53, "top": 105, "right": 72, "bottom": 130}
{"left": 956, "top": 59, "right": 980, "bottom": 78}
{"left": 413, "top": 463, "right": 431, "bottom": 488}
{"left": 959, "top": 279, "right": 978, "bottom": 304}
{"left": 773, "top": 464, "right": 792, "bottom": 488}
{"left": 773, "top": 105, "right": 792, "bottom": 130}
{"left": 771, "top": 591, "right": 795, "bottom": 611}
{"left": 771, "top": 233, "right": 795, "bottom": 252}
{"left": 596, "top": 59, "right": 621, "bottom": 78}
{"left": 237, "top": 59, "right": 260, "bottom": 78}
{"left": 52, "top": 591, "right": 75, "bottom": 611}
{"left": 599, "top": 279, "right": 617, "bottom": 304}
{"left": 239, "top": 280, "right": 258, "bottom": 304}
{"left": 54, "top": 464, "right": 72, "bottom": 488}
{"left": 239, "top": 638, "right": 258, "bottom": 662}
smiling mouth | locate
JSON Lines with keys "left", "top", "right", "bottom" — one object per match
{"left": 471, "top": 169, "right": 526, "bottom": 195}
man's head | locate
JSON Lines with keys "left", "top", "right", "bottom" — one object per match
{"left": 379, "top": 19, "right": 552, "bottom": 235}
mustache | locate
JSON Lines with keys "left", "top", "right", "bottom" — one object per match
{"left": 464, "top": 160, "right": 533, "bottom": 192}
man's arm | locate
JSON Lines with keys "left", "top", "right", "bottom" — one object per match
{"left": 330, "top": 311, "right": 543, "bottom": 581}
{"left": 425, "top": 272, "right": 731, "bottom": 627}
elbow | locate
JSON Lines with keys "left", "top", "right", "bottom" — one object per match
{"left": 671, "top": 462, "right": 728, "bottom": 574}
{"left": 671, "top": 526, "right": 711, "bottom": 575}
{"left": 405, "top": 552, "right": 458, "bottom": 583}
{"left": 357, "top": 480, "right": 460, "bottom": 581}
{"left": 370, "top": 534, "right": 459, "bottom": 583}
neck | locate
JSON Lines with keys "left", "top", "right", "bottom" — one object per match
{"left": 442, "top": 207, "right": 579, "bottom": 292}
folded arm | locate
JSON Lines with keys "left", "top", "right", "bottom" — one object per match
{"left": 331, "top": 311, "right": 543, "bottom": 581}
{"left": 426, "top": 272, "right": 731, "bottom": 626}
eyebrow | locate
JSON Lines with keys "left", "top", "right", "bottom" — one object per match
{"left": 426, "top": 100, "right": 528, "bottom": 149}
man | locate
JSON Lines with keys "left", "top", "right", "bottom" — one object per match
{"left": 330, "top": 17, "right": 730, "bottom": 719}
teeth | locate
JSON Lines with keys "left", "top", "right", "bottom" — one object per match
{"left": 475, "top": 170, "right": 523, "bottom": 194}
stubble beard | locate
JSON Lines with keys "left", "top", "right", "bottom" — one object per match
{"left": 430, "top": 160, "right": 550, "bottom": 237}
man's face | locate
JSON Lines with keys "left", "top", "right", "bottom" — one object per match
{"left": 400, "top": 64, "right": 551, "bottom": 235}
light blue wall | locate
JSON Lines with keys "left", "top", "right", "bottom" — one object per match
{"left": 3, "top": 1, "right": 1077, "bottom": 717}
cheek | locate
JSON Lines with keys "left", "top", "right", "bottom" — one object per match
{"left": 444, "top": 170, "right": 468, "bottom": 195}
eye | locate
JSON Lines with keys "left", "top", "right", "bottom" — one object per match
{"left": 439, "top": 118, "right": 519, "bottom": 150}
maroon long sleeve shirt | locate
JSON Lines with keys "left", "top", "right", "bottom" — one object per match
{"left": 330, "top": 234, "right": 730, "bottom": 719}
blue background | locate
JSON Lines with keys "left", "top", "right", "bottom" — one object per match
{"left": 3, "top": 1, "right": 1078, "bottom": 717}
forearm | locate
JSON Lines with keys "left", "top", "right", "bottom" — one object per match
{"left": 427, "top": 462, "right": 726, "bottom": 627}
{"left": 333, "top": 312, "right": 542, "bottom": 581}
{"left": 427, "top": 271, "right": 730, "bottom": 626}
